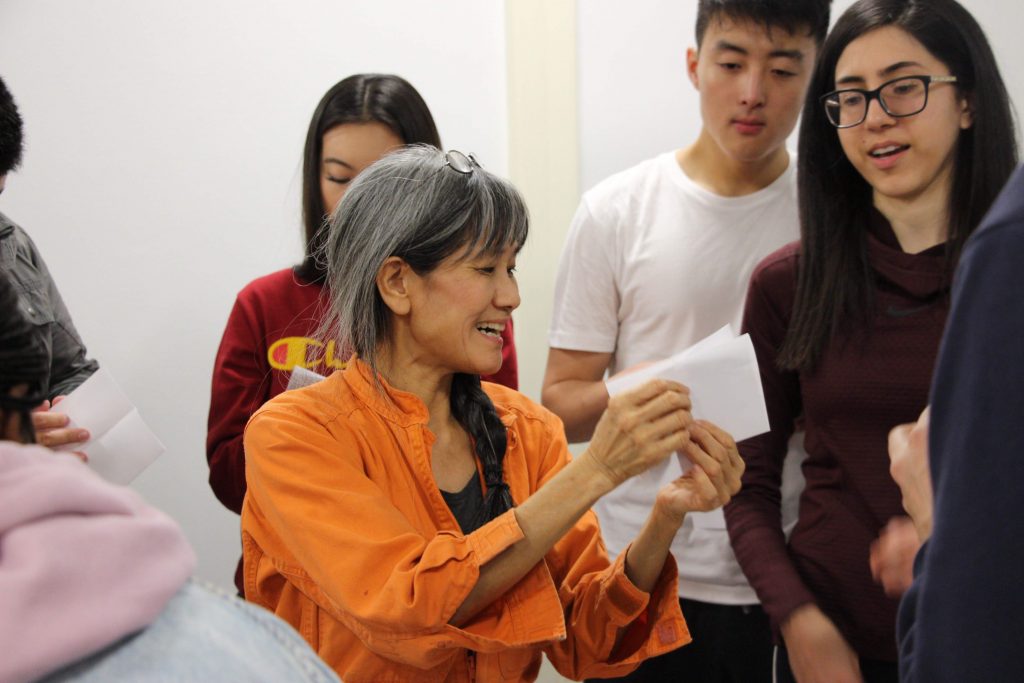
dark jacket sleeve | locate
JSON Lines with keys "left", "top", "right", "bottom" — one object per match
{"left": 724, "top": 250, "right": 817, "bottom": 630}
{"left": 206, "top": 294, "right": 270, "bottom": 513}
{"left": 897, "top": 168, "right": 1024, "bottom": 682}
{"left": 19, "top": 229, "right": 98, "bottom": 398}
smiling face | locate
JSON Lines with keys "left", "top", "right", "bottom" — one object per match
{"left": 834, "top": 26, "right": 972, "bottom": 208}
{"left": 689, "top": 17, "right": 817, "bottom": 165}
{"left": 320, "top": 122, "right": 405, "bottom": 214}
{"left": 403, "top": 244, "right": 520, "bottom": 378}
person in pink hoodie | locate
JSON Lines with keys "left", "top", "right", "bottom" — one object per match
{"left": 0, "top": 270, "right": 340, "bottom": 683}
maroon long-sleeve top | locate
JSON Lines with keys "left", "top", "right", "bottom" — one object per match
{"left": 724, "top": 212, "right": 949, "bottom": 662}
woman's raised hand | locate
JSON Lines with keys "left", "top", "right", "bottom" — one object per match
{"left": 584, "top": 379, "right": 692, "bottom": 488}
{"left": 655, "top": 420, "right": 745, "bottom": 521}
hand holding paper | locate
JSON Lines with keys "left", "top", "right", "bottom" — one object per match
{"left": 606, "top": 326, "right": 768, "bottom": 485}
{"left": 49, "top": 368, "right": 165, "bottom": 484}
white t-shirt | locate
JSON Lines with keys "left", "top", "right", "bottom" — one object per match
{"left": 549, "top": 151, "right": 805, "bottom": 605}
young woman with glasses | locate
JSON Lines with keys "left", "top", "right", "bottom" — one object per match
{"left": 240, "top": 145, "right": 746, "bottom": 681}
{"left": 724, "top": 1, "right": 1017, "bottom": 682}
{"left": 206, "top": 75, "right": 520, "bottom": 595}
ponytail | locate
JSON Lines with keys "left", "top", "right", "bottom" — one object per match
{"left": 450, "top": 373, "right": 515, "bottom": 528}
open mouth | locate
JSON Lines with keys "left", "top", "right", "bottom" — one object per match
{"left": 476, "top": 323, "right": 504, "bottom": 338}
{"left": 870, "top": 144, "right": 910, "bottom": 158}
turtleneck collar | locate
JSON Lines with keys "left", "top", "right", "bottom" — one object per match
{"left": 866, "top": 206, "right": 950, "bottom": 300}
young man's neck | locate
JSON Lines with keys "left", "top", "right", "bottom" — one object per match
{"left": 676, "top": 129, "right": 790, "bottom": 197}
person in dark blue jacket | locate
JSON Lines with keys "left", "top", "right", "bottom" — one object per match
{"left": 890, "top": 163, "right": 1024, "bottom": 682}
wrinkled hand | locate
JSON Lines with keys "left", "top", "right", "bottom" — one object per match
{"left": 869, "top": 517, "right": 921, "bottom": 597}
{"left": 32, "top": 397, "right": 89, "bottom": 461}
{"left": 586, "top": 379, "right": 691, "bottom": 487}
{"left": 781, "top": 605, "right": 864, "bottom": 683}
{"left": 656, "top": 420, "right": 744, "bottom": 521}
{"left": 888, "top": 407, "right": 932, "bottom": 540}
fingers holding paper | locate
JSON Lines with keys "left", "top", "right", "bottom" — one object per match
{"left": 658, "top": 420, "right": 745, "bottom": 519}
{"left": 32, "top": 397, "right": 90, "bottom": 459}
{"left": 586, "top": 378, "right": 693, "bottom": 486}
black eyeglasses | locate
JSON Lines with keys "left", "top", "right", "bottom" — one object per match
{"left": 443, "top": 150, "right": 481, "bottom": 174}
{"left": 820, "top": 75, "right": 958, "bottom": 129}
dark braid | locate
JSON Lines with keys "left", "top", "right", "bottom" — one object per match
{"left": 450, "top": 373, "right": 514, "bottom": 528}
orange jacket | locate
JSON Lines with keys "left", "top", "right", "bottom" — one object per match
{"left": 241, "top": 360, "right": 689, "bottom": 682}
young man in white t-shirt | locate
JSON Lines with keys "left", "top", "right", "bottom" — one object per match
{"left": 543, "top": 2, "right": 831, "bottom": 680}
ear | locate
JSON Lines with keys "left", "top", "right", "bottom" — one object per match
{"left": 376, "top": 256, "right": 413, "bottom": 316}
{"left": 959, "top": 94, "right": 974, "bottom": 130}
{"left": 686, "top": 46, "right": 700, "bottom": 89}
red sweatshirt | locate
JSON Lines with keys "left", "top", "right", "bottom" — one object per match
{"left": 725, "top": 212, "right": 949, "bottom": 662}
{"left": 206, "top": 268, "right": 518, "bottom": 591}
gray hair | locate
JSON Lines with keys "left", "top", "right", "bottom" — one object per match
{"left": 322, "top": 144, "right": 529, "bottom": 372}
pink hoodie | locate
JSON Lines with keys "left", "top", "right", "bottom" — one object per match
{"left": 0, "top": 442, "right": 195, "bottom": 683}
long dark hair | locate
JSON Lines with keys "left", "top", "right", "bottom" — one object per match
{"left": 781, "top": 0, "right": 1018, "bottom": 372}
{"left": 295, "top": 74, "right": 442, "bottom": 283}
{"left": 326, "top": 146, "right": 529, "bottom": 527}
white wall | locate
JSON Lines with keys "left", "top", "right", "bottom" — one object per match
{"left": 578, "top": 0, "right": 1024, "bottom": 193}
{"left": 0, "top": 0, "right": 508, "bottom": 590}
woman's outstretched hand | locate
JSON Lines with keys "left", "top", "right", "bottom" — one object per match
{"left": 583, "top": 379, "right": 692, "bottom": 488}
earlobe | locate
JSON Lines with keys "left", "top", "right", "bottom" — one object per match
{"left": 376, "top": 257, "right": 412, "bottom": 316}
{"left": 686, "top": 47, "right": 700, "bottom": 89}
{"left": 959, "top": 96, "right": 975, "bottom": 130}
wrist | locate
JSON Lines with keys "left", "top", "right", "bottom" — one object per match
{"left": 780, "top": 602, "right": 820, "bottom": 639}
{"left": 652, "top": 493, "right": 686, "bottom": 529}
{"left": 575, "top": 450, "right": 620, "bottom": 497}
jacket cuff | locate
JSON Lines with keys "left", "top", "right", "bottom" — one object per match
{"left": 466, "top": 508, "right": 525, "bottom": 564}
{"left": 602, "top": 547, "right": 691, "bottom": 667}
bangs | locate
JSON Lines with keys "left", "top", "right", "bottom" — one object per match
{"left": 456, "top": 173, "right": 530, "bottom": 260}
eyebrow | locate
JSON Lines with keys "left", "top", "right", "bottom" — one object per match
{"left": 323, "top": 157, "right": 354, "bottom": 170}
{"left": 836, "top": 60, "right": 925, "bottom": 85}
{"left": 713, "top": 40, "right": 805, "bottom": 61}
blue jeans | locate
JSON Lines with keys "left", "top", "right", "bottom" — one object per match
{"left": 41, "top": 580, "right": 340, "bottom": 682}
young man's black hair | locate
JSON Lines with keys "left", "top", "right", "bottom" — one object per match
{"left": 696, "top": 0, "right": 832, "bottom": 47}
{"left": 0, "top": 75, "right": 24, "bottom": 177}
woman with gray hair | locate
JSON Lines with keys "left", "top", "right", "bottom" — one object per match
{"left": 240, "top": 145, "right": 745, "bottom": 682}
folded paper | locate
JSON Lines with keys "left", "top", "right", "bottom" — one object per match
{"left": 50, "top": 368, "right": 165, "bottom": 484}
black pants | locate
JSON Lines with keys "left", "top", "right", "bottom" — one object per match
{"left": 774, "top": 645, "right": 898, "bottom": 683}
{"left": 587, "top": 598, "right": 774, "bottom": 682}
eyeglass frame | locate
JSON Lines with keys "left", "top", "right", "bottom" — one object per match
{"left": 443, "top": 150, "right": 481, "bottom": 174}
{"left": 819, "top": 75, "right": 958, "bottom": 129}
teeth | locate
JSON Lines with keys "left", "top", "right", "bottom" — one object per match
{"left": 477, "top": 324, "right": 502, "bottom": 337}
{"left": 871, "top": 145, "right": 904, "bottom": 157}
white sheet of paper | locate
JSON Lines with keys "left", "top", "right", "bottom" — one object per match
{"left": 287, "top": 366, "right": 326, "bottom": 391}
{"left": 49, "top": 367, "right": 134, "bottom": 437}
{"left": 604, "top": 327, "right": 769, "bottom": 518}
{"left": 50, "top": 368, "right": 165, "bottom": 484}
{"left": 85, "top": 409, "right": 165, "bottom": 484}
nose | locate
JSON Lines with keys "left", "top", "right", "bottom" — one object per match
{"left": 740, "top": 71, "right": 766, "bottom": 108}
{"left": 495, "top": 270, "right": 521, "bottom": 313}
{"left": 864, "top": 94, "right": 895, "bottom": 129}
